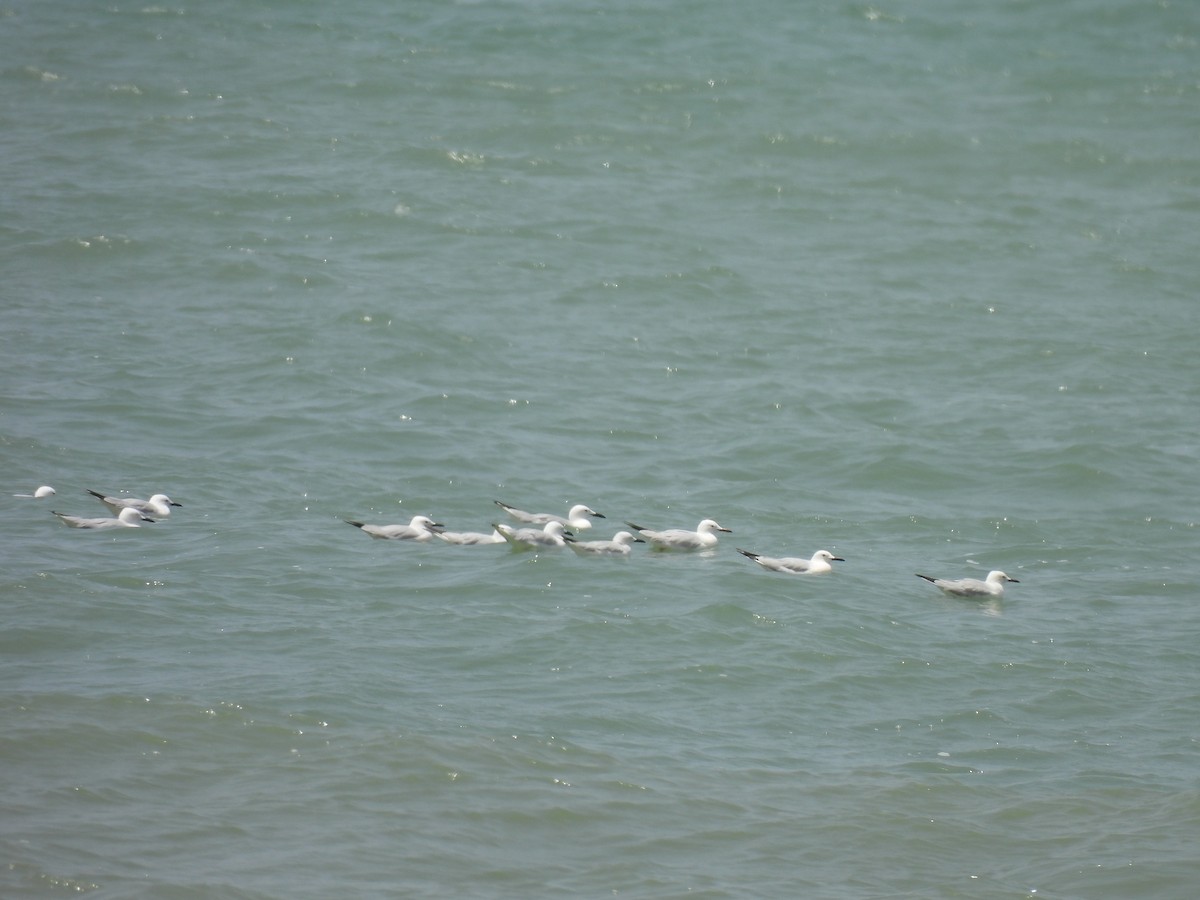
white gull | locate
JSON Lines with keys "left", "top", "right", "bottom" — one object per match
{"left": 434, "top": 528, "right": 506, "bottom": 545}
{"left": 14, "top": 485, "right": 56, "bottom": 498}
{"left": 54, "top": 507, "right": 154, "bottom": 529}
{"left": 916, "top": 570, "right": 1019, "bottom": 598}
{"left": 564, "top": 530, "right": 644, "bottom": 556}
{"left": 737, "top": 548, "right": 844, "bottom": 575}
{"left": 624, "top": 518, "right": 731, "bottom": 552}
{"left": 494, "top": 500, "right": 605, "bottom": 530}
{"left": 494, "top": 520, "right": 571, "bottom": 550}
{"left": 88, "top": 489, "right": 181, "bottom": 517}
{"left": 345, "top": 515, "right": 444, "bottom": 541}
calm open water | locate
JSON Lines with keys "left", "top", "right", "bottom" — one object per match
{"left": 3, "top": 1, "right": 1200, "bottom": 897}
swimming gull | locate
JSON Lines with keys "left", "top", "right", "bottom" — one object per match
{"left": 915, "top": 570, "right": 1019, "bottom": 598}
{"left": 494, "top": 520, "right": 571, "bottom": 550}
{"left": 54, "top": 507, "right": 155, "bottom": 529}
{"left": 434, "top": 527, "right": 507, "bottom": 545}
{"left": 344, "top": 515, "right": 444, "bottom": 541}
{"left": 494, "top": 500, "right": 605, "bottom": 530}
{"left": 88, "top": 489, "right": 182, "bottom": 517}
{"left": 14, "top": 485, "right": 56, "bottom": 498}
{"left": 564, "top": 530, "right": 644, "bottom": 556}
{"left": 737, "top": 548, "right": 844, "bottom": 575}
{"left": 624, "top": 518, "right": 731, "bottom": 552}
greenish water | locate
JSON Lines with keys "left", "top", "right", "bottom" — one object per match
{"left": 3, "top": 1, "right": 1199, "bottom": 897}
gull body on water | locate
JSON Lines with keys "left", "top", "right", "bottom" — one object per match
{"left": 624, "top": 518, "right": 731, "bottom": 552}
{"left": 737, "top": 548, "right": 844, "bottom": 575}
{"left": 434, "top": 528, "right": 507, "bottom": 545}
{"left": 344, "top": 515, "right": 444, "bottom": 541}
{"left": 564, "top": 530, "right": 644, "bottom": 556}
{"left": 14, "top": 485, "right": 56, "bottom": 498}
{"left": 54, "top": 507, "right": 155, "bottom": 529}
{"left": 88, "top": 489, "right": 182, "bottom": 517}
{"left": 494, "top": 520, "right": 571, "bottom": 550}
{"left": 915, "top": 570, "right": 1019, "bottom": 598}
{"left": 494, "top": 500, "right": 605, "bottom": 530}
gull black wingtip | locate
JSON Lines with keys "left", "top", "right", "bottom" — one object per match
{"left": 736, "top": 548, "right": 758, "bottom": 559}
{"left": 345, "top": 520, "right": 365, "bottom": 529}
{"left": 624, "top": 521, "right": 645, "bottom": 531}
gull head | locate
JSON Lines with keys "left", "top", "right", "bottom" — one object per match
{"left": 411, "top": 515, "right": 445, "bottom": 533}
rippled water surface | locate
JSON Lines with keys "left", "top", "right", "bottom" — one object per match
{"left": 3, "top": 1, "right": 1199, "bottom": 897}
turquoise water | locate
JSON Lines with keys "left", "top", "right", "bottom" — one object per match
{"left": 3, "top": 1, "right": 1200, "bottom": 897}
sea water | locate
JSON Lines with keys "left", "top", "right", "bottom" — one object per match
{"left": 3, "top": 1, "right": 1199, "bottom": 897}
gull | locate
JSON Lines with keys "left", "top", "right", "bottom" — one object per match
{"left": 564, "top": 530, "right": 644, "bottom": 556}
{"left": 624, "top": 518, "right": 731, "bottom": 552}
{"left": 344, "top": 515, "right": 444, "bottom": 541}
{"left": 434, "top": 528, "right": 507, "bottom": 545}
{"left": 54, "top": 507, "right": 154, "bottom": 529}
{"left": 494, "top": 500, "right": 605, "bottom": 530}
{"left": 737, "top": 548, "right": 844, "bottom": 575}
{"left": 88, "top": 489, "right": 182, "bottom": 517}
{"left": 915, "top": 570, "right": 1019, "bottom": 598}
{"left": 494, "top": 520, "right": 571, "bottom": 550}
{"left": 14, "top": 485, "right": 56, "bottom": 498}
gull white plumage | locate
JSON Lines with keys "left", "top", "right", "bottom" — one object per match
{"left": 624, "top": 518, "right": 731, "bottom": 552}
{"left": 88, "top": 489, "right": 182, "bottom": 517}
{"left": 14, "top": 485, "right": 56, "bottom": 498}
{"left": 344, "top": 515, "right": 444, "bottom": 541}
{"left": 915, "top": 570, "right": 1019, "bottom": 598}
{"left": 434, "top": 528, "right": 506, "bottom": 545}
{"left": 494, "top": 500, "right": 605, "bottom": 530}
{"left": 737, "top": 548, "right": 844, "bottom": 575}
{"left": 564, "top": 530, "right": 644, "bottom": 556}
{"left": 494, "top": 520, "right": 571, "bottom": 550}
{"left": 54, "top": 507, "right": 155, "bottom": 529}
